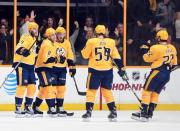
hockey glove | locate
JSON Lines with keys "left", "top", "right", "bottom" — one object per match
{"left": 140, "top": 44, "right": 150, "bottom": 54}
{"left": 44, "top": 57, "right": 56, "bottom": 64}
{"left": 69, "top": 66, "right": 76, "bottom": 77}
{"left": 67, "top": 59, "right": 76, "bottom": 77}
{"left": 59, "top": 55, "right": 66, "bottom": 64}
{"left": 16, "top": 47, "right": 30, "bottom": 57}
{"left": 118, "top": 69, "right": 128, "bottom": 81}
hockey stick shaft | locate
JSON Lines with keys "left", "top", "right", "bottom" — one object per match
{"left": 124, "top": 79, "right": 141, "bottom": 103}
{"left": 0, "top": 37, "right": 38, "bottom": 88}
{"left": 72, "top": 76, "right": 86, "bottom": 96}
{"left": 171, "top": 65, "right": 180, "bottom": 72}
{"left": 110, "top": 56, "right": 141, "bottom": 103}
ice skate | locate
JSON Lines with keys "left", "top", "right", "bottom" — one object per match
{"left": 47, "top": 107, "right": 58, "bottom": 117}
{"left": 82, "top": 110, "right": 92, "bottom": 122}
{"left": 15, "top": 106, "right": 25, "bottom": 118}
{"left": 108, "top": 110, "right": 117, "bottom": 122}
{"left": 131, "top": 111, "right": 149, "bottom": 122}
{"left": 57, "top": 107, "right": 74, "bottom": 117}
{"left": 24, "top": 105, "right": 34, "bottom": 117}
{"left": 33, "top": 104, "right": 43, "bottom": 117}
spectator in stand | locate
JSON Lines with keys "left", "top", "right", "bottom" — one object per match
{"left": 75, "top": 16, "right": 94, "bottom": 52}
{"left": 19, "top": 10, "right": 36, "bottom": 36}
{"left": 0, "top": 18, "right": 9, "bottom": 29}
{"left": 75, "top": 16, "right": 94, "bottom": 65}
{"left": 113, "top": 23, "right": 123, "bottom": 54}
{"left": 69, "top": 21, "right": 80, "bottom": 62}
{"left": 156, "top": 0, "right": 175, "bottom": 36}
{"left": 0, "top": 24, "right": 11, "bottom": 64}
{"left": 127, "top": 0, "right": 155, "bottom": 65}
{"left": 40, "top": 17, "right": 57, "bottom": 38}
{"left": 175, "top": 12, "right": 180, "bottom": 44}
{"left": 173, "top": 0, "right": 180, "bottom": 12}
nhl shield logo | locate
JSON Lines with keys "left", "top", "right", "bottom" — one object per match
{"left": 132, "top": 71, "right": 140, "bottom": 81}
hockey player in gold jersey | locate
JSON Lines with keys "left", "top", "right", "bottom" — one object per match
{"left": 81, "top": 25, "right": 127, "bottom": 121}
{"left": 131, "top": 29, "right": 178, "bottom": 122}
{"left": 32, "top": 28, "right": 58, "bottom": 117}
{"left": 52, "top": 27, "right": 76, "bottom": 116}
{"left": 13, "top": 22, "right": 39, "bottom": 117}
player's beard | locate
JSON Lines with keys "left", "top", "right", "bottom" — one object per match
{"left": 30, "top": 29, "right": 38, "bottom": 37}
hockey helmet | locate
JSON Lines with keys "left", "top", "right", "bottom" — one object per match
{"left": 95, "top": 25, "right": 106, "bottom": 35}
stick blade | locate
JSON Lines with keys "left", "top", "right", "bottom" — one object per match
{"left": 78, "top": 92, "right": 86, "bottom": 96}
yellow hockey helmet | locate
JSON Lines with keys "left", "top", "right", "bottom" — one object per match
{"left": 27, "top": 22, "right": 39, "bottom": 30}
{"left": 156, "top": 29, "right": 169, "bottom": 41}
{"left": 45, "top": 28, "right": 56, "bottom": 37}
{"left": 95, "top": 25, "right": 106, "bottom": 35}
{"left": 56, "top": 27, "right": 66, "bottom": 34}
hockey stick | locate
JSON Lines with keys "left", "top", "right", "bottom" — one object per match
{"left": 171, "top": 65, "right": 180, "bottom": 72}
{"left": 110, "top": 57, "right": 141, "bottom": 104}
{"left": 72, "top": 76, "right": 86, "bottom": 96}
{"left": 0, "top": 37, "right": 38, "bottom": 89}
{"left": 124, "top": 79, "right": 141, "bottom": 104}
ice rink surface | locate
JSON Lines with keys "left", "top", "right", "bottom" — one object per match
{"left": 0, "top": 111, "right": 180, "bottom": 131}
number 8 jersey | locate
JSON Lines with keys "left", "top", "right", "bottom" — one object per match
{"left": 81, "top": 37, "right": 121, "bottom": 70}
{"left": 143, "top": 43, "right": 177, "bottom": 69}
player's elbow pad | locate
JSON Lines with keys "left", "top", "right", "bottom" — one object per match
{"left": 44, "top": 57, "right": 56, "bottom": 64}
{"left": 16, "top": 47, "right": 24, "bottom": 55}
{"left": 67, "top": 59, "right": 75, "bottom": 67}
{"left": 114, "top": 59, "right": 123, "bottom": 69}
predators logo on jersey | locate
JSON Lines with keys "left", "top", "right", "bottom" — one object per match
{"left": 143, "top": 43, "right": 177, "bottom": 69}
{"left": 56, "top": 47, "right": 66, "bottom": 56}
{"left": 54, "top": 39, "right": 74, "bottom": 68}
{"left": 81, "top": 37, "right": 120, "bottom": 70}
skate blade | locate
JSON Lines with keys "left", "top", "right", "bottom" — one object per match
{"left": 15, "top": 114, "right": 26, "bottom": 118}
{"left": 67, "top": 112, "right": 74, "bottom": 116}
{"left": 108, "top": 118, "right": 117, "bottom": 122}
{"left": 33, "top": 114, "right": 43, "bottom": 118}
{"left": 131, "top": 115, "right": 149, "bottom": 122}
{"left": 58, "top": 112, "right": 74, "bottom": 117}
{"left": 48, "top": 114, "right": 58, "bottom": 118}
{"left": 58, "top": 114, "right": 67, "bottom": 117}
{"left": 25, "top": 114, "right": 34, "bottom": 118}
{"left": 82, "top": 118, "right": 90, "bottom": 122}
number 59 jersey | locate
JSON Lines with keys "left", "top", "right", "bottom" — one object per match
{"left": 143, "top": 43, "right": 177, "bottom": 69}
{"left": 81, "top": 37, "right": 121, "bottom": 71}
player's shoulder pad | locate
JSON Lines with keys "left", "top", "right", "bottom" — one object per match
{"left": 105, "top": 38, "right": 116, "bottom": 44}
{"left": 64, "top": 39, "right": 71, "bottom": 44}
{"left": 168, "top": 44, "right": 177, "bottom": 53}
{"left": 85, "top": 38, "right": 97, "bottom": 44}
{"left": 148, "top": 44, "right": 160, "bottom": 52}
{"left": 21, "top": 33, "right": 31, "bottom": 38}
{"left": 41, "top": 39, "right": 50, "bottom": 46}
{"left": 88, "top": 37, "right": 97, "bottom": 41}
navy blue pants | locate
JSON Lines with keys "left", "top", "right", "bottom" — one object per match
{"left": 144, "top": 69, "right": 170, "bottom": 94}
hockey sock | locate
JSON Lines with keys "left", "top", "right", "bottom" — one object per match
{"left": 34, "top": 97, "right": 43, "bottom": 107}
{"left": 148, "top": 103, "right": 157, "bottom": 111}
{"left": 101, "top": 88, "right": 114, "bottom": 103}
{"left": 26, "top": 84, "right": 36, "bottom": 99}
{"left": 150, "top": 92, "right": 159, "bottom": 104}
{"left": 141, "top": 90, "right": 152, "bottom": 105}
{"left": 141, "top": 103, "right": 148, "bottom": 115}
{"left": 107, "top": 102, "right": 116, "bottom": 111}
{"left": 86, "top": 102, "right": 94, "bottom": 111}
{"left": 46, "top": 99, "right": 56, "bottom": 108}
{"left": 15, "top": 97, "right": 23, "bottom": 107}
{"left": 25, "top": 97, "right": 33, "bottom": 106}
{"left": 56, "top": 98, "right": 64, "bottom": 107}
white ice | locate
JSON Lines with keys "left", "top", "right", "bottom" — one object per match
{"left": 0, "top": 111, "right": 180, "bottom": 131}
